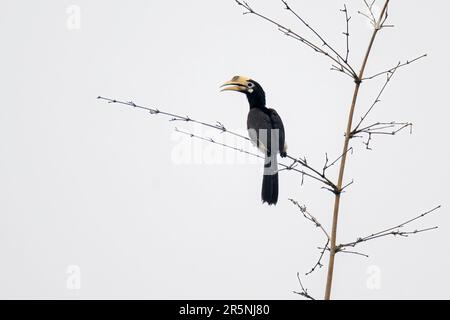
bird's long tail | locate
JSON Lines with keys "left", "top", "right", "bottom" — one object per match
{"left": 261, "top": 154, "right": 278, "bottom": 205}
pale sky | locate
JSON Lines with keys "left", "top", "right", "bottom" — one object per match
{"left": 0, "top": 0, "right": 449, "bottom": 299}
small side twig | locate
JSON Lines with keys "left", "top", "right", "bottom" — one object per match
{"left": 358, "top": 0, "right": 394, "bottom": 30}
{"left": 337, "top": 205, "right": 441, "bottom": 251}
{"left": 322, "top": 148, "right": 353, "bottom": 175}
{"left": 293, "top": 272, "right": 315, "bottom": 300}
{"left": 174, "top": 128, "right": 332, "bottom": 186}
{"left": 362, "top": 54, "right": 427, "bottom": 81}
{"left": 289, "top": 199, "right": 330, "bottom": 276}
{"left": 174, "top": 127, "right": 264, "bottom": 160}
{"left": 285, "top": 154, "right": 337, "bottom": 191}
{"left": 354, "top": 121, "right": 413, "bottom": 149}
{"left": 352, "top": 64, "right": 400, "bottom": 134}
{"left": 338, "top": 248, "right": 369, "bottom": 258}
{"left": 97, "top": 96, "right": 250, "bottom": 141}
{"left": 358, "top": 0, "right": 377, "bottom": 27}
{"left": 281, "top": 0, "right": 356, "bottom": 75}
{"left": 289, "top": 199, "right": 330, "bottom": 239}
{"left": 235, "top": 0, "right": 357, "bottom": 78}
{"left": 340, "top": 4, "right": 351, "bottom": 63}
{"left": 305, "top": 240, "right": 330, "bottom": 276}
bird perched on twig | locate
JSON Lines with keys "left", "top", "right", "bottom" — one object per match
{"left": 221, "top": 76, "right": 287, "bottom": 205}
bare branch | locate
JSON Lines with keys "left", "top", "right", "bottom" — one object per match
{"left": 285, "top": 154, "right": 337, "bottom": 191}
{"left": 234, "top": 0, "right": 357, "bottom": 78}
{"left": 289, "top": 199, "right": 331, "bottom": 275}
{"left": 305, "top": 240, "right": 330, "bottom": 276}
{"left": 293, "top": 272, "right": 315, "bottom": 300}
{"left": 97, "top": 96, "right": 250, "bottom": 142}
{"left": 338, "top": 248, "right": 369, "bottom": 258}
{"left": 340, "top": 179, "right": 354, "bottom": 192}
{"left": 379, "top": 3, "right": 394, "bottom": 29}
{"left": 174, "top": 128, "right": 333, "bottom": 186}
{"left": 352, "top": 64, "right": 400, "bottom": 134}
{"left": 364, "top": 0, "right": 377, "bottom": 26}
{"left": 323, "top": 148, "right": 353, "bottom": 175}
{"left": 363, "top": 54, "right": 427, "bottom": 81}
{"left": 359, "top": 0, "right": 394, "bottom": 30}
{"left": 358, "top": 10, "right": 375, "bottom": 26}
{"left": 281, "top": 0, "right": 356, "bottom": 74}
{"left": 351, "top": 54, "right": 424, "bottom": 144}
{"left": 175, "top": 127, "right": 264, "bottom": 160}
{"left": 354, "top": 121, "right": 413, "bottom": 150}
{"left": 341, "top": 4, "right": 351, "bottom": 63}
{"left": 359, "top": 121, "right": 413, "bottom": 135}
{"left": 289, "top": 199, "right": 330, "bottom": 239}
{"left": 337, "top": 206, "right": 441, "bottom": 250}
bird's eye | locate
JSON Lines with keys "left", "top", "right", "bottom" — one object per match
{"left": 247, "top": 82, "right": 254, "bottom": 88}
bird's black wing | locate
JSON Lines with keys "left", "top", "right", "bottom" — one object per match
{"left": 247, "top": 108, "right": 272, "bottom": 154}
{"left": 268, "top": 108, "right": 286, "bottom": 157}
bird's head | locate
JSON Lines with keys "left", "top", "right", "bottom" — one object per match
{"left": 220, "top": 76, "right": 266, "bottom": 108}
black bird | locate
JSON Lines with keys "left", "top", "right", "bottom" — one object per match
{"left": 221, "top": 76, "right": 287, "bottom": 205}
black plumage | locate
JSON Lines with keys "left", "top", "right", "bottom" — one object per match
{"left": 221, "top": 76, "right": 287, "bottom": 205}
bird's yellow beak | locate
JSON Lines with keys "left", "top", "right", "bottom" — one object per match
{"left": 220, "top": 76, "right": 251, "bottom": 92}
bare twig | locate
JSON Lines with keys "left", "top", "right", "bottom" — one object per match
{"left": 363, "top": 54, "right": 427, "bottom": 81}
{"left": 358, "top": 0, "right": 394, "bottom": 29}
{"left": 352, "top": 64, "right": 400, "bottom": 134}
{"left": 338, "top": 248, "right": 369, "bottom": 258}
{"left": 337, "top": 205, "right": 441, "bottom": 250}
{"left": 174, "top": 128, "right": 333, "bottom": 186}
{"left": 174, "top": 127, "right": 264, "bottom": 160}
{"left": 353, "top": 54, "right": 426, "bottom": 137}
{"left": 359, "top": 0, "right": 377, "bottom": 27}
{"left": 305, "top": 240, "right": 330, "bottom": 276}
{"left": 281, "top": 0, "right": 356, "bottom": 75}
{"left": 341, "top": 4, "right": 351, "bottom": 63}
{"left": 97, "top": 96, "right": 250, "bottom": 141}
{"left": 289, "top": 199, "right": 330, "bottom": 239}
{"left": 340, "top": 179, "right": 354, "bottom": 193}
{"left": 285, "top": 154, "right": 337, "bottom": 191}
{"left": 293, "top": 272, "right": 315, "bottom": 300}
{"left": 357, "top": 121, "right": 413, "bottom": 135}
{"left": 235, "top": 0, "right": 357, "bottom": 78}
{"left": 322, "top": 148, "right": 353, "bottom": 176}
{"left": 355, "top": 121, "right": 413, "bottom": 150}
{"left": 289, "top": 199, "right": 330, "bottom": 276}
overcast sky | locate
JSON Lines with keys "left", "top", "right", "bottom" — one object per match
{"left": 0, "top": 0, "right": 449, "bottom": 299}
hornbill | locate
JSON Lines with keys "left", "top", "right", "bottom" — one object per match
{"left": 221, "top": 76, "right": 287, "bottom": 205}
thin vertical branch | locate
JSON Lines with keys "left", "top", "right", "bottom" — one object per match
{"left": 324, "top": 0, "right": 391, "bottom": 300}
{"left": 341, "top": 5, "right": 351, "bottom": 63}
